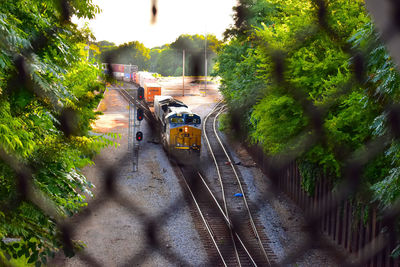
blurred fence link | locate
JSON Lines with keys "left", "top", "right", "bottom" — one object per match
{"left": 1, "top": 0, "right": 400, "bottom": 266}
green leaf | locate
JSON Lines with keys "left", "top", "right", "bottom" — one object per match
{"left": 17, "top": 249, "right": 24, "bottom": 257}
{"left": 27, "top": 252, "right": 38, "bottom": 264}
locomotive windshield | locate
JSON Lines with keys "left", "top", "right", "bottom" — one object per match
{"left": 185, "top": 116, "right": 201, "bottom": 124}
{"left": 170, "top": 117, "right": 184, "bottom": 124}
{"left": 169, "top": 114, "right": 201, "bottom": 125}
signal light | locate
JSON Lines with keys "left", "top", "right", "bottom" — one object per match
{"left": 137, "top": 87, "right": 144, "bottom": 100}
{"left": 136, "top": 131, "right": 143, "bottom": 141}
{"left": 137, "top": 108, "right": 144, "bottom": 121}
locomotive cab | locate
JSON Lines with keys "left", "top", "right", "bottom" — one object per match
{"left": 167, "top": 112, "right": 201, "bottom": 152}
{"left": 154, "top": 95, "right": 202, "bottom": 156}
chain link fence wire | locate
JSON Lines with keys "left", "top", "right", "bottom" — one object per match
{"left": 2, "top": 0, "right": 400, "bottom": 266}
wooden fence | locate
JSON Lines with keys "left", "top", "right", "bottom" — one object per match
{"left": 246, "top": 145, "right": 399, "bottom": 267}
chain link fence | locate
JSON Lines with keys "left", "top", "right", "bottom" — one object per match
{"left": 1, "top": 0, "right": 400, "bottom": 266}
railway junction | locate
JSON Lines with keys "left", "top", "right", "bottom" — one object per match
{"left": 50, "top": 79, "right": 349, "bottom": 266}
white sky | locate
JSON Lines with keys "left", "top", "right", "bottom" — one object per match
{"left": 74, "top": 0, "right": 238, "bottom": 48}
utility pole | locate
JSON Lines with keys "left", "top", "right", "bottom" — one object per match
{"left": 204, "top": 34, "right": 207, "bottom": 96}
{"left": 128, "top": 93, "right": 139, "bottom": 172}
{"left": 182, "top": 49, "right": 185, "bottom": 96}
{"left": 86, "top": 40, "right": 90, "bottom": 61}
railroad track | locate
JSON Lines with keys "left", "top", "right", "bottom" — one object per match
{"left": 113, "top": 84, "right": 155, "bottom": 123}
{"left": 200, "top": 102, "right": 277, "bottom": 266}
{"left": 174, "top": 165, "right": 263, "bottom": 266}
{"left": 113, "top": 84, "right": 276, "bottom": 265}
{"left": 173, "top": 102, "right": 277, "bottom": 266}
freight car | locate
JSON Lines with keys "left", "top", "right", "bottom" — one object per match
{"left": 101, "top": 63, "right": 139, "bottom": 82}
{"left": 101, "top": 63, "right": 162, "bottom": 104}
{"left": 154, "top": 95, "right": 201, "bottom": 155}
{"left": 138, "top": 71, "right": 157, "bottom": 87}
{"left": 144, "top": 83, "right": 162, "bottom": 104}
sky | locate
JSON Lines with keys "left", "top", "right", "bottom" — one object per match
{"left": 74, "top": 0, "right": 238, "bottom": 48}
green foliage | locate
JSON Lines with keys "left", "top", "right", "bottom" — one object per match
{"left": 0, "top": 0, "right": 116, "bottom": 264}
{"left": 251, "top": 93, "right": 307, "bottom": 154}
{"left": 150, "top": 46, "right": 180, "bottom": 76}
{"left": 100, "top": 41, "right": 150, "bottom": 70}
{"left": 96, "top": 40, "right": 116, "bottom": 55}
{"left": 96, "top": 34, "right": 222, "bottom": 76}
{"left": 148, "top": 34, "right": 222, "bottom": 76}
{"left": 298, "top": 159, "right": 320, "bottom": 196}
{"left": 223, "top": 0, "right": 278, "bottom": 40}
{"left": 216, "top": 0, "right": 380, "bottom": 194}
{"left": 214, "top": 0, "right": 279, "bottom": 138}
{"left": 217, "top": 2, "right": 400, "bottom": 249}
{"left": 1, "top": 250, "right": 33, "bottom": 266}
{"left": 174, "top": 66, "right": 183, "bottom": 77}
{"left": 349, "top": 22, "right": 400, "bottom": 210}
{"left": 88, "top": 40, "right": 116, "bottom": 62}
{"left": 215, "top": 0, "right": 400, "bottom": 255}
{"left": 218, "top": 113, "right": 231, "bottom": 133}
{"left": 214, "top": 41, "right": 265, "bottom": 137}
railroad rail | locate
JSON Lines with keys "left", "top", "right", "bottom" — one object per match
{"left": 114, "top": 84, "right": 153, "bottom": 122}
{"left": 171, "top": 102, "right": 278, "bottom": 266}
{"left": 174, "top": 162, "right": 263, "bottom": 266}
{"left": 176, "top": 165, "right": 229, "bottom": 266}
{"left": 201, "top": 102, "right": 277, "bottom": 266}
{"left": 113, "top": 84, "right": 276, "bottom": 265}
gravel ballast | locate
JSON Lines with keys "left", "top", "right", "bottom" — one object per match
{"left": 51, "top": 81, "right": 349, "bottom": 266}
{"left": 50, "top": 87, "right": 208, "bottom": 266}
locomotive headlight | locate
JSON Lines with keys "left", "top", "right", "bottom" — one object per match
{"left": 184, "top": 126, "right": 188, "bottom": 133}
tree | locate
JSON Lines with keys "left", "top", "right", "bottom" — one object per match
{"left": 100, "top": 41, "right": 150, "bottom": 70}
{"left": 223, "top": 0, "right": 278, "bottom": 40}
{"left": 148, "top": 34, "right": 222, "bottom": 76}
{"left": 97, "top": 40, "right": 117, "bottom": 52}
{"left": 250, "top": 0, "right": 369, "bottom": 176}
{"left": 216, "top": 0, "right": 374, "bottom": 186}
{"left": 350, "top": 22, "right": 400, "bottom": 210}
{"left": 156, "top": 46, "right": 180, "bottom": 76}
{"left": 90, "top": 40, "right": 116, "bottom": 62}
{"left": 214, "top": 0, "right": 277, "bottom": 136}
{"left": 0, "top": 0, "right": 113, "bottom": 265}
{"left": 149, "top": 47, "right": 162, "bottom": 72}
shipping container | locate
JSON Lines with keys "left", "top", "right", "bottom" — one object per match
{"left": 111, "top": 64, "right": 124, "bottom": 73}
{"left": 139, "top": 72, "right": 157, "bottom": 87}
{"left": 123, "top": 73, "right": 131, "bottom": 81}
{"left": 113, "top": 72, "right": 124, "bottom": 79}
{"left": 135, "top": 72, "right": 140, "bottom": 84}
{"left": 144, "top": 83, "right": 162, "bottom": 104}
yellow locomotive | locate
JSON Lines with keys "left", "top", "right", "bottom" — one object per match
{"left": 154, "top": 96, "right": 201, "bottom": 155}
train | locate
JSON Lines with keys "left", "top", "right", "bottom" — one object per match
{"left": 102, "top": 63, "right": 202, "bottom": 155}
{"left": 101, "top": 63, "right": 138, "bottom": 82}
{"left": 154, "top": 95, "right": 202, "bottom": 155}
{"left": 102, "top": 63, "right": 162, "bottom": 104}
